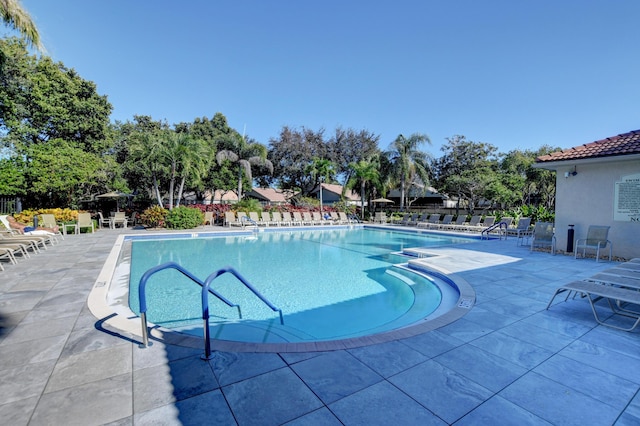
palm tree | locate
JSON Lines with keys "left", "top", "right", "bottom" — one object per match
{"left": 1, "top": 0, "right": 44, "bottom": 52}
{"left": 216, "top": 134, "right": 273, "bottom": 200}
{"left": 306, "top": 158, "right": 335, "bottom": 213}
{"left": 385, "top": 133, "right": 431, "bottom": 211}
{"left": 346, "top": 158, "right": 381, "bottom": 219}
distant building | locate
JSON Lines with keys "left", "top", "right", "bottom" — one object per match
{"left": 310, "top": 183, "right": 361, "bottom": 206}
{"left": 245, "top": 187, "right": 293, "bottom": 206}
{"left": 535, "top": 129, "right": 640, "bottom": 259}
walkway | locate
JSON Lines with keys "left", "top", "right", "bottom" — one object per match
{"left": 1, "top": 227, "right": 639, "bottom": 425}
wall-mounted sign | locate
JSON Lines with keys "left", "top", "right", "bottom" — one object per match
{"left": 614, "top": 173, "right": 640, "bottom": 222}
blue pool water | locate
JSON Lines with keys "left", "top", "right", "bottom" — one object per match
{"left": 128, "top": 228, "right": 473, "bottom": 343}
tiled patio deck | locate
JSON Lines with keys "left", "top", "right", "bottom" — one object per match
{"left": 1, "top": 226, "right": 639, "bottom": 425}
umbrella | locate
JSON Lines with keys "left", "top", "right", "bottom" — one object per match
{"left": 96, "top": 191, "right": 134, "bottom": 211}
{"left": 371, "top": 198, "right": 394, "bottom": 203}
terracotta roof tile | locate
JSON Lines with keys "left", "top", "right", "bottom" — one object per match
{"left": 536, "top": 129, "right": 640, "bottom": 162}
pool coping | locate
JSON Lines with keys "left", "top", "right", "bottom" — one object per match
{"left": 87, "top": 225, "right": 476, "bottom": 353}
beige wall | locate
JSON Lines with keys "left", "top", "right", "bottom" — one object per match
{"left": 552, "top": 157, "right": 640, "bottom": 260}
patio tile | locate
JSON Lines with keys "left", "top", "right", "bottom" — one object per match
{"left": 0, "top": 359, "right": 56, "bottom": 405}
{"left": 290, "top": 351, "right": 382, "bottom": 404}
{"left": 45, "top": 344, "right": 132, "bottom": 393}
{"left": 470, "top": 331, "right": 554, "bottom": 369}
{"left": 400, "top": 329, "right": 464, "bottom": 357}
{"left": 580, "top": 327, "right": 640, "bottom": 360}
{"left": 500, "top": 372, "right": 619, "bottom": 425}
{"left": 0, "top": 396, "right": 39, "bottom": 426}
{"left": 560, "top": 339, "right": 640, "bottom": 384}
{"left": 60, "top": 326, "right": 129, "bottom": 357}
{"left": 223, "top": 367, "right": 323, "bottom": 426}
{"left": 499, "top": 320, "right": 576, "bottom": 352}
{"left": 455, "top": 395, "right": 551, "bottom": 425}
{"left": 329, "top": 380, "right": 446, "bottom": 425}
{"left": 30, "top": 373, "right": 132, "bottom": 426}
{"left": 435, "top": 317, "right": 494, "bottom": 343}
{"left": 134, "top": 389, "right": 235, "bottom": 426}
{"left": 0, "top": 315, "right": 76, "bottom": 345}
{"left": 0, "top": 334, "right": 67, "bottom": 369}
{"left": 210, "top": 351, "right": 286, "bottom": 386}
{"left": 283, "top": 407, "right": 342, "bottom": 425}
{"left": 459, "top": 305, "right": 519, "bottom": 330}
{"left": 519, "top": 310, "right": 594, "bottom": 338}
{"left": 534, "top": 355, "right": 638, "bottom": 410}
{"left": 347, "top": 339, "right": 429, "bottom": 377}
{"left": 389, "top": 359, "right": 493, "bottom": 424}
{"left": 434, "top": 344, "right": 527, "bottom": 393}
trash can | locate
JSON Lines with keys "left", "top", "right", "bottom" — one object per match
{"left": 33, "top": 216, "right": 38, "bottom": 229}
{"left": 567, "top": 224, "right": 574, "bottom": 253}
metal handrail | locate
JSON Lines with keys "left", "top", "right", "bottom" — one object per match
{"left": 481, "top": 221, "right": 509, "bottom": 240}
{"left": 241, "top": 215, "right": 258, "bottom": 229}
{"left": 200, "top": 266, "right": 284, "bottom": 359}
{"left": 138, "top": 261, "right": 283, "bottom": 360}
{"left": 138, "top": 262, "right": 240, "bottom": 348}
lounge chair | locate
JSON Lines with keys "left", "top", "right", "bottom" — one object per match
{"left": 301, "top": 212, "right": 314, "bottom": 226}
{"left": 312, "top": 212, "right": 330, "bottom": 225}
{"left": 547, "top": 279, "right": 640, "bottom": 331}
{"left": 338, "top": 212, "right": 352, "bottom": 224}
{"left": 39, "top": 214, "right": 64, "bottom": 241}
{"left": 0, "top": 215, "right": 52, "bottom": 250}
{"left": 75, "top": 212, "right": 95, "bottom": 233}
{"left": 0, "top": 246, "right": 19, "bottom": 270}
{"left": 458, "top": 215, "right": 481, "bottom": 232}
{"left": 330, "top": 212, "right": 344, "bottom": 224}
{"left": 260, "top": 212, "right": 275, "bottom": 226}
{"left": 203, "top": 211, "right": 214, "bottom": 226}
{"left": 445, "top": 215, "right": 467, "bottom": 231}
{"left": 435, "top": 214, "right": 454, "bottom": 229}
{"left": 271, "top": 212, "right": 288, "bottom": 226}
{"left": 224, "top": 211, "right": 241, "bottom": 227}
{"left": 575, "top": 225, "right": 612, "bottom": 262}
{"left": 249, "top": 212, "right": 265, "bottom": 226}
{"left": 530, "top": 222, "right": 555, "bottom": 254}
{"left": 417, "top": 214, "right": 440, "bottom": 228}
{"left": 506, "top": 217, "right": 532, "bottom": 245}
{"left": 283, "top": 212, "right": 300, "bottom": 226}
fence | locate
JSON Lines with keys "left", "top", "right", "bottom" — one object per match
{"left": 0, "top": 197, "right": 18, "bottom": 214}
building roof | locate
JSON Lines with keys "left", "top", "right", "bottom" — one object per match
{"left": 246, "top": 187, "right": 291, "bottom": 203}
{"left": 312, "top": 183, "right": 361, "bottom": 201}
{"left": 537, "top": 129, "right": 640, "bottom": 163}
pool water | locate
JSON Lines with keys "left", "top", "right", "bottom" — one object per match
{"left": 128, "top": 228, "right": 473, "bottom": 343}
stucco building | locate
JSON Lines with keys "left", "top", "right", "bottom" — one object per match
{"left": 535, "top": 129, "right": 640, "bottom": 260}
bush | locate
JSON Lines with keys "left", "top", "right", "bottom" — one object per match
{"left": 233, "top": 198, "right": 262, "bottom": 213}
{"left": 165, "top": 206, "right": 204, "bottom": 229}
{"left": 140, "top": 206, "right": 168, "bottom": 228}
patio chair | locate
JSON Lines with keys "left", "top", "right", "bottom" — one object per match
{"left": 75, "top": 212, "right": 95, "bottom": 234}
{"left": 97, "top": 212, "right": 113, "bottom": 229}
{"left": 506, "top": 217, "right": 532, "bottom": 245}
{"left": 224, "top": 211, "right": 240, "bottom": 227}
{"left": 283, "top": 212, "right": 300, "bottom": 226}
{"left": 111, "top": 212, "right": 128, "bottom": 229}
{"left": 417, "top": 214, "right": 440, "bottom": 228}
{"left": 271, "top": 212, "right": 287, "bottom": 226}
{"left": 249, "top": 212, "right": 265, "bottom": 226}
{"left": 261, "top": 212, "right": 276, "bottom": 226}
{"left": 460, "top": 215, "right": 482, "bottom": 232}
{"left": 575, "top": 225, "right": 612, "bottom": 262}
{"left": 530, "top": 222, "right": 555, "bottom": 254}
{"left": 373, "top": 212, "right": 387, "bottom": 224}
{"left": 445, "top": 215, "right": 467, "bottom": 231}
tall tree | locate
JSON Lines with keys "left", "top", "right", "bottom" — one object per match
{"left": 0, "top": 0, "right": 43, "bottom": 51}
{"left": 384, "top": 133, "right": 431, "bottom": 211}
{"left": 432, "top": 135, "right": 499, "bottom": 213}
{"left": 306, "top": 157, "right": 336, "bottom": 211}
{"left": 216, "top": 133, "right": 273, "bottom": 200}
{"left": 346, "top": 158, "right": 381, "bottom": 218}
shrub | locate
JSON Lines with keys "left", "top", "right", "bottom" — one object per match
{"left": 141, "top": 206, "right": 168, "bottom": 228}
{"left": 233, "top": 198, "right": 262, "bottom": 213}
{"left": 165, "top": 206, "right": 204, "bottom": 229}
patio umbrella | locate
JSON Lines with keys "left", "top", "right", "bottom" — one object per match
{"left": 371, "top": 198, "right": 394, "bottom": 203}
{"left": 96, "top": 191, "right": 133, "bottom": 211}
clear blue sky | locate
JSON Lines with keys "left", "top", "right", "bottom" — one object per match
{"left": 19, "top": 0, "right": 640, "bottom": 154}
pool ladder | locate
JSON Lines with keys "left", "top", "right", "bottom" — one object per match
{"left": 481, "top": 221, "right": 509, "bottom": 240}
{"left": 137, "top": 261, "right": 283, "bottom": 360}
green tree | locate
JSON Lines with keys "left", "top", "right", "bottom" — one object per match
{"left": 346, "top": 158, "right": 381, "bottom": 218}
{"left": 0, "top": 0, "right": 43, "bottom": 51}
{"left": 306, "top": 157, "right": 336, "bottom": 211}
{"left": 384, "top": 133, "right": 431, "bottom": 211}
{"left": 216, "top": 133, "right": 273, "bottom": 200}
{"left": 432, "top": 135, "right": 499, "bottom": 213}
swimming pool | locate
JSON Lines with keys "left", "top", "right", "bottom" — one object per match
{"left": 123, "top": 227, "right": 475, "bottom": 345}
